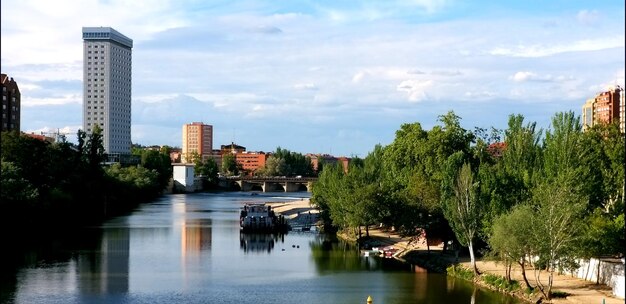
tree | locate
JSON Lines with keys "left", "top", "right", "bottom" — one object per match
{"left": 85, "top": 124, "right": 106, "bottom": 172}
{"left": 489, "top": 204, "right": 535, "bottom": 288}
{"left": 0, "top": 161, "right": 39, "bottom": 206}
{"left": 527, "top": 112, "right": 589, "bottom": 300}
{"left": 529, "top": 178, "right": 586, "bottom": 300}
{"left": 221, "top": 153, "right": 240, "bottom": 176}
{"left": 195, "top": 157, "right": 219, "bottom": 189}
{"left": 442, "top": 152, "right": 482, "bottom": 274}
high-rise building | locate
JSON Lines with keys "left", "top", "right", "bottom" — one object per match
{"left": 618, "top": 87, "right": 626, "bottom": 134}
{"left": 581, "top": 98, "right": 595, "bottom": 130}
{"left": 182, "top": 122, "right": 213, "bottom": 163}
{"left": 582, "top": 86, "right": 624, "bottom": 133}
{"left": 1, "top": 73, "right": 21, "bottom": 132}
{"left": 82, "top": 27, "right": 133, "bottom": 154}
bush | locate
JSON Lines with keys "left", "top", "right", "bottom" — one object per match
{"left": 482, "top": 273, "right": 521, "bottom": 292}
{"left": 446, "top": 264, "right": 475, "bottom": 281}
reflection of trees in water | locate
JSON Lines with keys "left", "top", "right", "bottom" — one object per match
{"left": 239, "top": 232, "right": 285, "bottom": 253}
{"left": 1, "top": 228, "right": 104, "bottom": 302}
{"left": 309, "top": 237, "right": 370, "bottom": 273}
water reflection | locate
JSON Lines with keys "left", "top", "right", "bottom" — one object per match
{"left": 3, "top": 193, "right": 523, "bottom": 304}
{"left": 77, "top": 227, "right": 130, "bottom": 295}
{"left": 239, "top": 232, "right": 285, "bottom": 253}
{"left": 181, "top": 219, "right": 212, "bottom": 255}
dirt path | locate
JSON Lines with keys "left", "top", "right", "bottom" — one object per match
{"left": 364, "top": 227, "right": 623, "bottom": 304}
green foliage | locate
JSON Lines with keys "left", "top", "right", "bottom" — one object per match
{"left": 483, "top": 273, "right": 521, "bottom": 292}
{"left": 583, "top": 208, "right": 625, "bottom": 257}
{"left": 194, "top": 156, "right": 219, "bottom": 189}
{"left": 221, "top": 153, "right": 241, "bottom": 176}
{"left": 0, "top": 161, "right": 39, "bottom": 206}
{"left": 489, "top": 204, "right": 534, "bottom": 268}
{"left": 0, "top": 130, "right": 167, "bottom": 231}
{"left": 446, "top": 264, "right": 475, "bottom": 281}
{"left": 256, "top": 147, "right": 315, "bottom": 177}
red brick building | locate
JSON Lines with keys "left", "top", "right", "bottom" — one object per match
{"left": 1, "top": 73, "right": 21, "bottom": 132}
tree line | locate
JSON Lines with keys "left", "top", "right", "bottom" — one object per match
{"left": 1, "top": 127, "right": 172, "bottom": 231}
{"left": 311, "top": 111, "right": 624, "bottom": 300}
{"left": 192, "top": 146, "right": 315, "bottom": 189}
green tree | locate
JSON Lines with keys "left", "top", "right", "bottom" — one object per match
{"left": 141, "top": 149, "right": 173, "bottom": 191}
{"left": 529, "top": 178, "right": 586, "bottom": 300}
{"left": 441, "top": 154, "right": 482, "bottom": 274}
{"left": 221, "top": 153, "right": 240, "bottom": 176}
{"left": 489, "top": 204, "right": 535, "bottom": 288}
{"left": 0, "top": 161, "right": 39, "bottom": 206}
{"left": 195, "top": 157, "right": 219, "bottom": 189}
{"left": 85, "top": 124, "right": 106, "bottom": 172}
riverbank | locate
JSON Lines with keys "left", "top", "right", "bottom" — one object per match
{"left": 266, "top": 198, "right": 319, "bottom": 229}
{"left": 364, "top": 226, "right": 623, "bottom": 304}
{"left": 263, "top": 202, "right": 623, "bottom": 304}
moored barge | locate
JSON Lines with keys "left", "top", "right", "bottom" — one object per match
{"left": 240, "top": 203, "right": 288, "bottom": 232}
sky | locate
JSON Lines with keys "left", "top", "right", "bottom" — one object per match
{"left": 1, "top": 0, "right": 624, "bottom": 157}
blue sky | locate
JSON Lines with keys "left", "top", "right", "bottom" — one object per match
{"left": 1, "top": 0, "right": 624, "bottom": 157}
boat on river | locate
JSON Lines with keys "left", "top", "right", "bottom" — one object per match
{"left": 240, "top": 203, "right": 288, "bottom": 232}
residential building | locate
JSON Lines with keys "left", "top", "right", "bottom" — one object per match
{"left": 82, "top": 27, "right": 133, "bottom": 154}
{"left": 1, "top": 73, "right": 20, "bottom": 132}
{"left": 235, "top": 152, "right": 268, "bottom": 175}
{"left": 582, "top": 98, "right": 595, "bottom": 130}
{"left": 619, "top": 88, "right": 626, "bottom": 134}
{"left": 582, "top": 86, "right": 624, "bottom": 133}
{"left": 307, "top": 154, "right": 350, "bottom": 173}
{"left": 182, "top": 122, "right": 213, "bottom": 163}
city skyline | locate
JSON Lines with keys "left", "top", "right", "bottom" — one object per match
{"left": 1, "top": 0, "right": 624, "bottom": 157}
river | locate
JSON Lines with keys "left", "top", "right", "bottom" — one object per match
{"left": 1, "top": 192, "right": 523, "bottom": 304}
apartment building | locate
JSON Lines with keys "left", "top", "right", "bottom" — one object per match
{"left": 1, "top": 73, "right": 20, "bottom": 132}
{"left": 582, "top": 86, "right": 624, "bottom": 133}
{"left": 182, "top": 122, "right": 213, "bottom": 163}
{"left": 82, "top": 27, "right": 133, "bottom": 154}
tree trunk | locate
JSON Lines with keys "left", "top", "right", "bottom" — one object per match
{"left": 547, "top": 269, "right": 554, "bottom": 300}
{"left": 534, "top": 265, "right": 548, "bottom": 300}
{"left": 596, "top": 258, "right": 601, "bottom": 284}
{"left": 519, "top": 259, "right": 533, "bottom": 289}
{"left": 505, "top": 262, "right": 511, "bottom": 283}
{"left": 468, "top": 240, "right": 479, "bottom": 275}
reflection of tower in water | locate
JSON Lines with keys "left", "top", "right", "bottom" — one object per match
{"left": 181, "top": 219, "right": 212, "bottom": 256}
{"left": 240, "top": 232, "right": 285, "bottom": 253}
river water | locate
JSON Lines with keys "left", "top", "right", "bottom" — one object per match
{"left": 1, "top": 192, "right": 523, "bottom": 304}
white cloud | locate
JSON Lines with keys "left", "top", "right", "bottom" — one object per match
{"left": 464, "top": 91, "right": 496, "bottom": 99}
{"left": 396, "top": 79, "right": 433, "bottom": 102}
{"left": 352, "top": 71, "right": 369, "bottom": 83}
{"left": 490, "top": 36, "right": 624, "bottom": 58}
{"left": 577, "top": 9, "right": 600, "bottom": 25}
{"left": 293, "top": 83, "right": 318, "bottom": 90}
{"left": 22, "top": 94, "right": 81, "bottom": 107}
{"left": 24, "top": 125, "right": 81, "bottom": 137}
{"left": 511, "top": 71, "right": 575, "bottom": 83}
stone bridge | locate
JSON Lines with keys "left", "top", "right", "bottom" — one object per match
{"left": 219, "top": 176, "right": 316, "bottom": 192}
